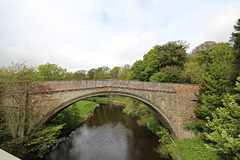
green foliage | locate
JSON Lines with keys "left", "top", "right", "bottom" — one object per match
{"left": 109, "top": 66, "right": 120, "bottom": 79}
{"left": 93, "top": 67, "right": 110, "bottom": 79}
{"left": 129, "top": 41, "right": 188, "bottom": 81}
{"left": 73, "top": 70, "right": 86, "bottom": 80}
{"left": 24, "top": 124, "right": 64, "bottom": 158}
{"left": 204, "top": 79, "right": 240, "bottom": 159}
{"left": 0, "top": 124, "right": 64, "bottom": 159}
{"left": 184, "top": 122, "right": 203, "bottom": 136}
{"left": 37, "top": 63, "right": 68, "bottom": 81}
{"left": 0, "top": 118, "right": 10, "bottom": 143}
{"left": 51, "top": 101, "right": 99, "bottom": 131}
{"left": 150, "top": 66, "right": 185, "bottom": 83}
{"left": 0, "top": 62, "right": 39, "bottom": 139}
{"left": 0, "top": 62, "right": 38, "bottom": 84}
{"left": 194, "top": 43, "right": 235, "bottom": 120}
{"left": 128, "top": 60, "right": 145, "bottom": 81}
{"left": 86, "top": 68, "right": 96, "bottom": 79}
{"left": 167, "top": 138, "right": 224, "bottom": 160}
{"left": 230, "top": 18, "right": 240, "bottom": 83}
{"left": 182, "top": 60, "right": 202, "bottom": 84}
{"left": 122, "top": 98, "right": 172, "bottom": 141}
{"left": 118, "top": 67, "right": 130, "bottom": 80}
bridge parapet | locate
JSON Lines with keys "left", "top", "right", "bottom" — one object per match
{"left": 29, "top": 80, "right": 198, "bottom": 95}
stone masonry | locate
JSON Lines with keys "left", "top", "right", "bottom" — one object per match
{"left": 3, "top": 80, "right": 200, "bottom": 140}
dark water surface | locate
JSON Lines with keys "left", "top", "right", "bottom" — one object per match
{"left": 45, "top": 104, "right": 170, "bottom": 160}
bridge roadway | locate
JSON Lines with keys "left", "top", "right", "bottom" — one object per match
{"left": 3, "top": 80, "right": 200, "bottom": 140}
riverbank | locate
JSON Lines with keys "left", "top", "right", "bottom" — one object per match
{"left": 50, "top": 100, "right": 100, "bottom": 137}
{"left": 86, "top": 96, "right": 162, "bottom": 129}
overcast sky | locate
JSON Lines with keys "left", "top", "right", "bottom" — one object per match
{"left": 0, "top": 0, "right": 239, "bottom": 72}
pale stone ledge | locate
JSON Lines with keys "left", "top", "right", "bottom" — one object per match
{"left": 0, "top": 149, "right": 21, "bottom": 160}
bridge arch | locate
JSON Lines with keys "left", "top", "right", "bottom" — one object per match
{"left": 25, "top": 80, "right": 199, "bottom": 139}
{"left": 41, "top": 90, "right": 175, "bottom": 134}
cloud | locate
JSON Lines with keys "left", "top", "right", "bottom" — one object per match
{"left": 0, "top": 0, "right": 239, "bottom": 71}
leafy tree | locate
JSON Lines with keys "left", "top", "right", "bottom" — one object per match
{"left": 143, "top": 41, "right": 188, "bottom": 81}
{"left": 128, "top": 41, "right": 188, "bottom": 81}
{"left": 0, "top": 62, "right": 64, "bottom": 159}
{"left": 86, "top": 68, "right": 96, "bottom": 80}
{"left": 109, "top": 66, "right": 120, "bottom": 79}
{"left": 182, "top": 60, "right": 202, "bottom": 84}
{"left": 74, "top": 70, "right": 86, "bottom": 80}
{"left": 0, "top": 62, "right": 38, "bottom": 138}
{"left": 230, "top": 18, "right": 240, "bottom": 85}
{"left": 194, "top": 49, "right": 212, "bottom": 72}
{"left": 195, "top": 43, "right": 235, "bottom": 121}
{"left": 51, "top": 103, "right": 84, "bottom": 130}
{"left": 128, "top": 60, "right": 146, "bottom": 81}
{"left": 204, "top": 76, "right": 240, "bottom": 159}
{"left": 93, "top": 67, "right": 110, "bottom": 79}
{"left": 101, "top": 66, "right": 110, "bottom": 74}
{"left": 183, "top": 47, "right": 217, "bottom": 84}
{"left": 118, "top": 67, "right": 130, "bottom": 80}
{"left": 38, "top": 63, "right": 68, "bottom": 81}
{"left": 150, "top": 66, "right": 185, "bottom": 83}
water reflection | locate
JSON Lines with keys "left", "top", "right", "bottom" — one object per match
{"left": 45, "top": 105, "right": 170, "bottom": 160}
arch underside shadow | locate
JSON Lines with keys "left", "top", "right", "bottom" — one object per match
{"left": 41, "top": 90, "right": 175, "bottom": 135}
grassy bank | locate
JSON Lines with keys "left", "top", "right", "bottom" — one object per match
{"left": 51, "top": 100, "right": 100, "bottom": 133}
{"left": 166, "top": 138, "right": 224, "bottom": 160}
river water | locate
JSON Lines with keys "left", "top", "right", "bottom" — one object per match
{"left": 45, "top": 104, "right": 171, "bottom": 160}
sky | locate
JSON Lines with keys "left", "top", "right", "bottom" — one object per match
{"left": 0, "top": 0, "right": 239, "bottom": 72}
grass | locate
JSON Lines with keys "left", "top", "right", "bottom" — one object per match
{"left": 51, "top": 100, "right": 99, "bottom": 130}
{"left": 74, "top": 100, "right": 100, "bottom": 116}
{"left": 167, "top": 138, "right": 224, "bottom": 160}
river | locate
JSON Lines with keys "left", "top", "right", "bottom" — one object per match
{"left": 44, "top": 104, "right": 171, "bottom": 160}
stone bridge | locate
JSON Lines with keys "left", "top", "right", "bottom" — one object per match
{"left": 23, "top": 80, "right": 200, "bottom": 139}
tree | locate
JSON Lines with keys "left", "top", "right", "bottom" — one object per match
{"left": 182, "top": 60, "right": 202, "bottom": 84}
{"left": 93, "top": 67, "right": 109, "bottom": 80}
{"left": 204, "top": 76, "right": 240, "bottom": 159}
{"left": 150, "top": 66, "right": 185, "bottom": 83}
{"left": 128, "top": 60, "right": 146, "bottom": 81}
{"left": 195, "top": 43, "right": 235, "bottom": 121}
{"left": 128, "top": 41, "right": 188, "bottom": 81}
{"left": 118, "top": 68, "right": 130, "bottom": 80}
{"left": 74, "top": 70, "right": 86, "bottom": 80}
{"left": 230, "top": 18, "right": 240, "bottom": 85}
{"left": 0, "top": 62, "right": 38, "bottom": 138}
{"left": 109, "top": 66, "right": 120, "bottom": 79}
{"left": 0, "top": 62, "right": 66, "bottom": 159}
{"left": 38, "top": 63, "right": 68, "bottom": 81}
{"left": 86, "top": 68, "right": 96, "bottom": 80}
{"left": 190, "top": 41, "right": 216, "bottom": 57}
